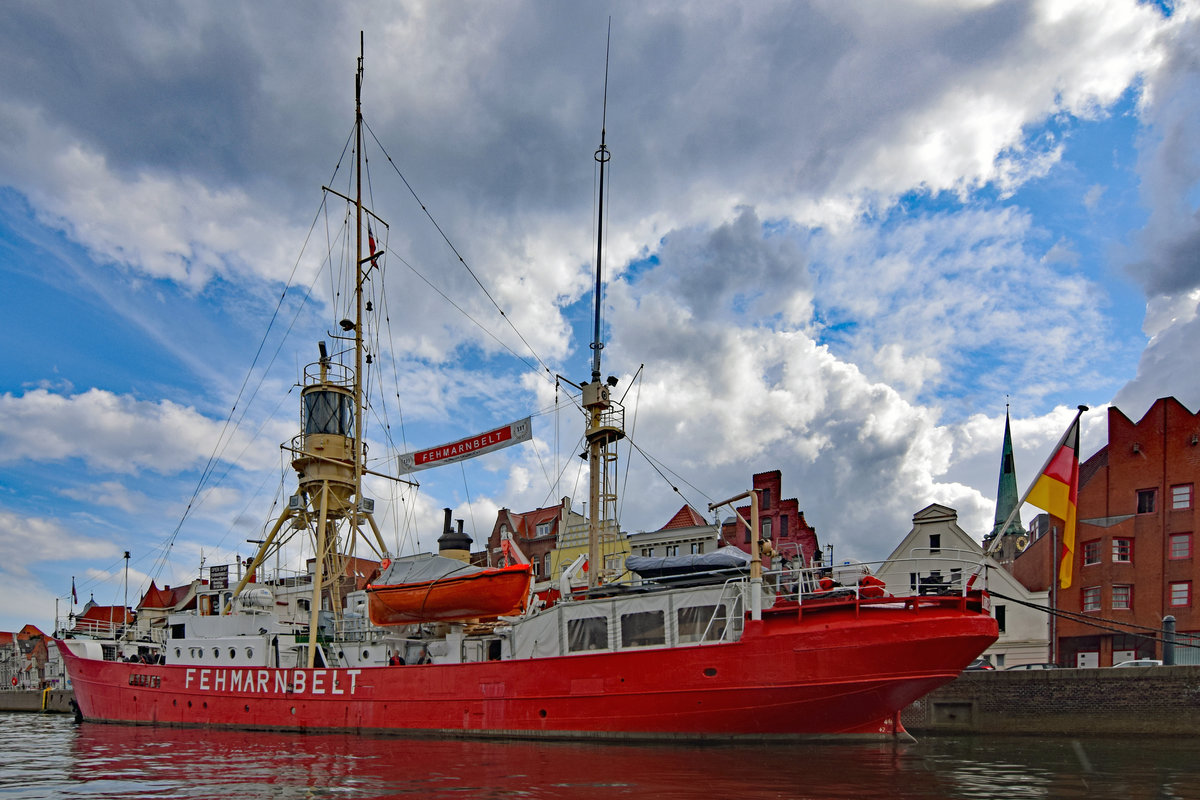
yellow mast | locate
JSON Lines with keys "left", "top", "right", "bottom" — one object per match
{"left": 230, "top": 35, "right": 399, "bottom": 668}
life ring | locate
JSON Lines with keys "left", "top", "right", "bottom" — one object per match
{"left": 380, "top": 558, "right": 391, "bottom": 571}
{"left": 10, "top": 676, "right": 16, "bottom": 686}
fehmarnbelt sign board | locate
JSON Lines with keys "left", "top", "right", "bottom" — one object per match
{"left": 397, "top": 417, "right": 532, "bottom": 474}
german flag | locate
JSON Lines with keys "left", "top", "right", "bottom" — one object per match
{"left": 1026, "top": 411, "right": 1083, "bottom": 589}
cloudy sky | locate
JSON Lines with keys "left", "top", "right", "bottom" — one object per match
{"left": 1, "top": 0, "right": 1197, "bottom": 633}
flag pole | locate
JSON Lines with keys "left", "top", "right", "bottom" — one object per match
{"left": 984, "top": 404, "right": 1088, "bottom": 558}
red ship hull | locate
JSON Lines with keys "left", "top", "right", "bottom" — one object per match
{"left": 60, "top": 594, "right": 997, "bottom": 740}
{"left": 367, "top": 564, "right": 533, "bottom": 625}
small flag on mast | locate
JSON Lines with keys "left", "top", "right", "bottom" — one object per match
{"left": 1026, "top": 409, "right": 1085, "bottom": 589}
{"left": 368, "top": 224, "right": 380, "bottom": 270}
{"left": 71, "top": 576, "right": 77, "bottom": 605}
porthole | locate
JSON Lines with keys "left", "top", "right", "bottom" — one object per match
{"left": 175, "top": 648, "right": 181, "bottom": 658}
{"left": 246, "top": 647, "right": 254, "bottom": 659}
{"left": 229, "top": 648, "right": 237, "bottom": 659}
{"left": 539, "top": 709, "right": 547, "bottom": 718}
{"left": 362, "top": 650, "right": 370, "bottom": 660}
{"left": 212, "top": 647, "right": 220, "bottom": 659}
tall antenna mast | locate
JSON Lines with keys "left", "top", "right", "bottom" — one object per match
{"left": 582, "top": 20, "right": 624, "bottom": 591}
{"left": 590, "top": 19, "right": 611, "bottom": 382}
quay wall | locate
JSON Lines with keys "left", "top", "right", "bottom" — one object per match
{"left": 903, "top": 665, "right": 1200, "bottom": 735}
{"left": 0, "top": 689, "right": 73, "bottom": 714}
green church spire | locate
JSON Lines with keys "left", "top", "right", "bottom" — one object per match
{"left": 991, "top": 407, "right": 1023, "bottom": 538}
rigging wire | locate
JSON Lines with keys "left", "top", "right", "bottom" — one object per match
{"left": 144, "top": 162, "right": 352, "bottom": 589}
{"left": 362, "top": 118, "right": 555, "bottom": 380}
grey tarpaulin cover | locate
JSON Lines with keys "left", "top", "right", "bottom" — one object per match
{"left": 375, "top": 554, "right": 484, "bottom": 586}
{"left": 625, "top": 546, "right": 751, "bottom": 580}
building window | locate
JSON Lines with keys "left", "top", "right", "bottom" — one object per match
{"left": 929, "top": 534, "right": 941, "bottom": 554}
{"left": 1137, "top": 489, "right": 1157, "bottom": 514}
{"left": 1112, "top": 584, "right": 1132, "bottom": 610}
{"left": 762, "top": 519, "right": 772, "bottom": 540}
{"left": 1082, "top": 586, "right": 1101, "bottom": 612}
{"left": 1172, "top": 484, "right": 1194, "bottom": 510}
{"left": 690, "top": 542, "right": 703, "bottom": 554}
{"left": 543, "top": 553, "right": 552, "bottom": 576}
{"left": 1111, "top": 538, "right": 1132, "bottom": 563}
{"left": 994, "top": 604, "right": 1006, "bottom": 634}
{"left": 640, "top": 547, "right": 652, "bottom": 557}
{"left": 1082, "top": 539, "right": 1101, "bottom": 566}
{"left": 779, "top": 515, "right": 788, "bottom": 539}
{"left": 761, "top": 488, "right": 771, "bottom": 510}
{"left": 665, "top": 545, "right": 679, "bottom": 557}
{"left": 1169, "top": 533, "right": 1193, "bottom": 560}
{"left": 1169, "top": 581, "right": 1192, "bottom": 608}
{"left": 536, "top": 522, "right": 551, "bottom": 537}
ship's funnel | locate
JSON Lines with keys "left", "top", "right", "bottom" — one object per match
{"left": 437, "top": 507, "right": 472, "bottom": 563}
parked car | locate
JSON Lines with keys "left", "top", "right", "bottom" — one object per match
{"left": 964, "top": 657, "right": 995, "bottom": 670}
{"left": 1005, "top": 662, "right": 1060, "bottom": 670}
{"left": 1112, "top": 659, "right": 1163, "bottom": 668}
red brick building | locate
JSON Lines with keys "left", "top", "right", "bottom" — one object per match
{"left": 483, "top": 500, "right": 567, "bottom": 580}
{"left": 719, "top": 470, "right": 821, "bottom": 566}
{"left": 1019, "top": 398, "right": 1200, "bottom": 667}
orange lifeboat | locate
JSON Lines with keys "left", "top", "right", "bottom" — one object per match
{"left": 367, "top": 558, "right": 533, "bottom": 625}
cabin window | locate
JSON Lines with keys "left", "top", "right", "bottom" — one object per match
{"left": 678, "top": 605, "right": 727, "bottom": 643}
{"left": 621, "top": 611, "right": 665, "bottom": 648}
{"left": 303, "top": 390, "right": 353, "bottom": 436}
{"left": 170, "top": 624, "right": 186, "bottom": 640}
{"left": 567, "top": 617, "right": 609, "bottom": 652}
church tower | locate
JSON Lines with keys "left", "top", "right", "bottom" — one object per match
{"left": 986, "top": 407, "right": 1028, "bottom": 564}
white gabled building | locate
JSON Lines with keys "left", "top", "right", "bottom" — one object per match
{"left": 874, "top": 504, "right": 1051, "bottom": 669}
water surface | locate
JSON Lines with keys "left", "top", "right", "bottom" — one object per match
{"left": 1, "top": 712, "right": 1195, "bottom": 799}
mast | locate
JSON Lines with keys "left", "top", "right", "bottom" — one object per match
{"left": 230, "top": 35, "right": 396, "bottom": 667}
{"left": 582, "top": 26, "right": 624, "bottom": 591}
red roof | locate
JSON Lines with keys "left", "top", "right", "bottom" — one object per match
{"left": 509, "top": 506, "right": 561, "bottom": 539}
{"left": 659, "top": 505, "right": 708, "bottom": 531}
{"left": 139, "top": 581, "right": 175, "bottom": 610}
{"left": 75, "top": 605, "right": 133, "bottom": 627}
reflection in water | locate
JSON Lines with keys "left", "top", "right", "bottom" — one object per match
{"left": 0, "top": 712, "right": 1196, "bottom": 799}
